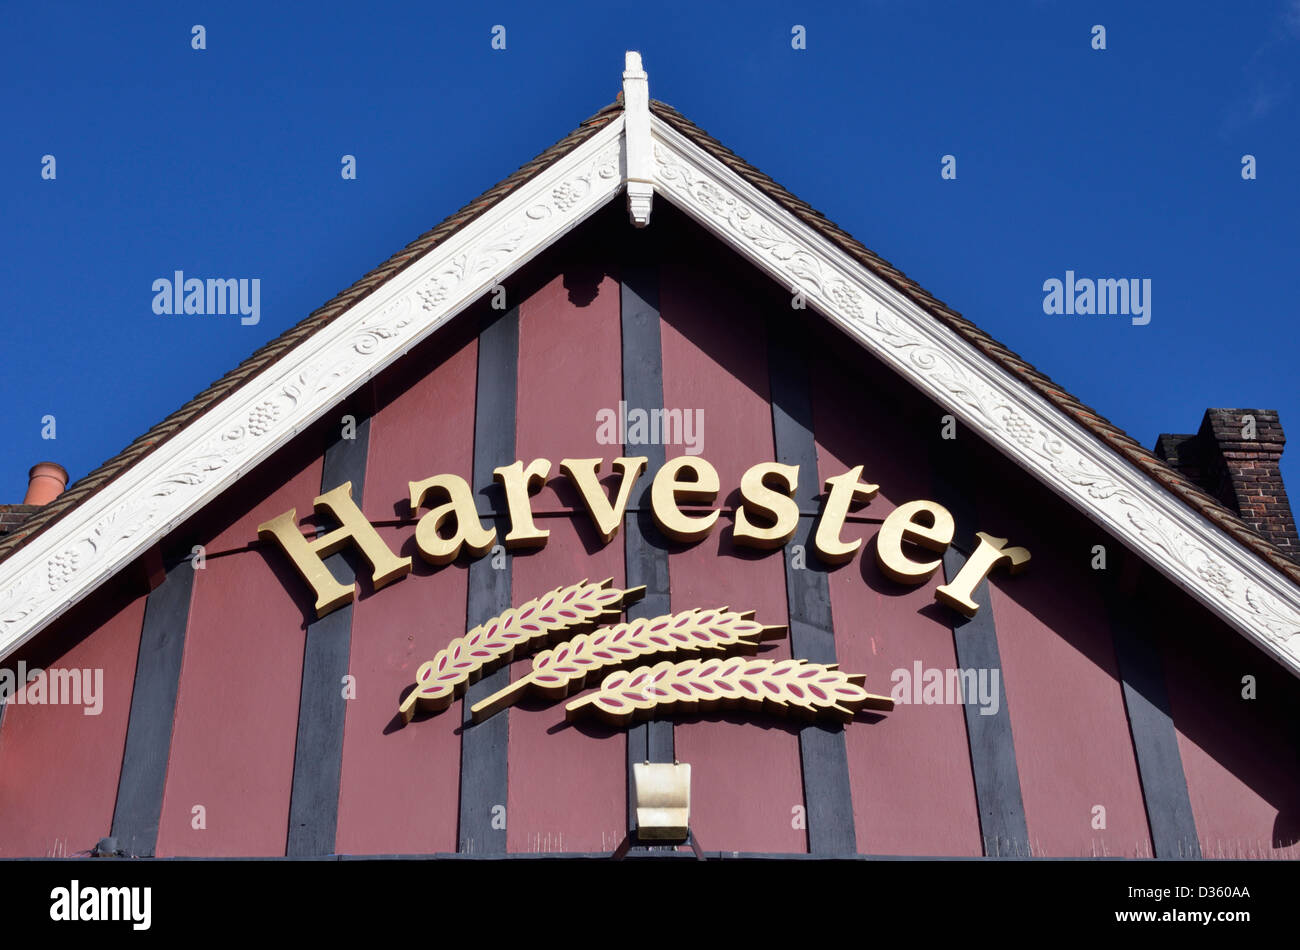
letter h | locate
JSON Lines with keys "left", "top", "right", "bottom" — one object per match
{"left": 258, "top": 482, "right": 412, "bottom": 618}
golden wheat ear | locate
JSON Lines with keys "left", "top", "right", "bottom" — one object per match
{"left": 566, "top": 657, "right": 895, "bottom": 726}
{"left": 399, "top": 578, "right": 647, "bottom": 725}
{"left": 470, "top": 607, "right": 786, "bottom": 723}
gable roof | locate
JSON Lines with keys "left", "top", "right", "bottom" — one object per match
{"left": 1, "top": 56, "right": 1297, "bottom": 678}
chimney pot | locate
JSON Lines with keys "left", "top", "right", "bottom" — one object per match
{"left": 24, "top": 462, "right": 68, "bottom": 506}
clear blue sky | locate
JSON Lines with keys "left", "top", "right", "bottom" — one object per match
{"left": 3, "top": 2, "right": 1298, "bottom": 506}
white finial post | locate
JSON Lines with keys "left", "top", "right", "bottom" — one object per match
{"left": 623, "top": 51, "right": 653, "bottom": 227}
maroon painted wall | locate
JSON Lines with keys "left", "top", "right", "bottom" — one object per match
{"left": 155, "top": 436, "right": 324, "bottom": 857}
{"left": 335, "top": 327, "right": 478, "bottom": 855}
{"left": 1158, "top": 579, "right": 1300, "bottom": 859}
{"left": 0, "top": 575, "right": 146, "bottom": 857}
{"left": 507, "top": 262, "right": 627, "bottom": 854}
{"left": 658, "top": 245, "right": 807, "bottom": 854}
{"left": 811, "top": 355, "right": 982, "bottom": 857}
{"left": 979, "top": 478, "right": 1151, "bottom": 857}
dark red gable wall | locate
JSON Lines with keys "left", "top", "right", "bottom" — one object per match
{"left": 985, "top": 591, "right": 1141, "bottom": 856}
{"left": 508, "top": 263, "right": 627, "bottom": 853}
{"left": 932, "top": 426, "right": 1153, "bottom": 857}
{"left": 334, "top": 327, "right": 478, "bottom": 855}
{"left": 803, "top": 304, "right": 1154, "bottom": 857}
{"left": 1156, "top": 578, "right": 1300, "bottom": 858}
{"left": 155, "top": 430, "right": 325, "bottom": 857}
{"left": 0, "top": 573, "right": 146, "bottom": 857}
{"left": 658, "top": 247, "right": 807, "bottom": 854}
{"left": 810, "top": 354, "right": 982, "bottom": 857}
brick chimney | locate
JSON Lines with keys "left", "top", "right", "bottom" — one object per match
{"left": 1154, "top": 409, "right": 1300, "bottom": 561}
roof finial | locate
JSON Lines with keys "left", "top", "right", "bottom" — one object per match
{"left": 623, "top": 51, "right": 653, "bottom": 227}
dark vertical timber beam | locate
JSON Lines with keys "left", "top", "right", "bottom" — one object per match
{"left": 110, "top": 546, "right": 196, "bottom": 857}
{"left": 286, "top": 406, "right": 372, "bottom": 855}
{"left": 1108, "top": 557, "right": 1201, "bottom": 858}
{"left": 768, "top": 321, "right": 857, "bottom": 855}
{"left": 620, "top": 253, "right": 673, "bottom": 842}
{"left": 930, "top": 437, "right": 1030, "bottom": 857}
{"left": 458, "top": 305, "right": 518, "bottom": 854}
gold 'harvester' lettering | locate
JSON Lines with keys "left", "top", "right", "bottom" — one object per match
{"left": 257, "top": 457, "right": 1029, "bottom": 620}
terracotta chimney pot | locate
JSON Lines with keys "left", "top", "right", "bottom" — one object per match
{"left": 24, "top": 462, "right": 69, "bottom": 506}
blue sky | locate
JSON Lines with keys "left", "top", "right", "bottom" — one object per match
{"left": 3, "top": 2, "right": 1298, "bottom": 506}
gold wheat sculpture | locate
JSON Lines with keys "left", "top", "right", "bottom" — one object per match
{"left": 399, "top": 578, "right": 644, "bottom": 723}
{"left": 565, "top": 656, "right": 895, "bottom": 725}
{"left": 469, "top": 608, "right": 787, "bottom": 722}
